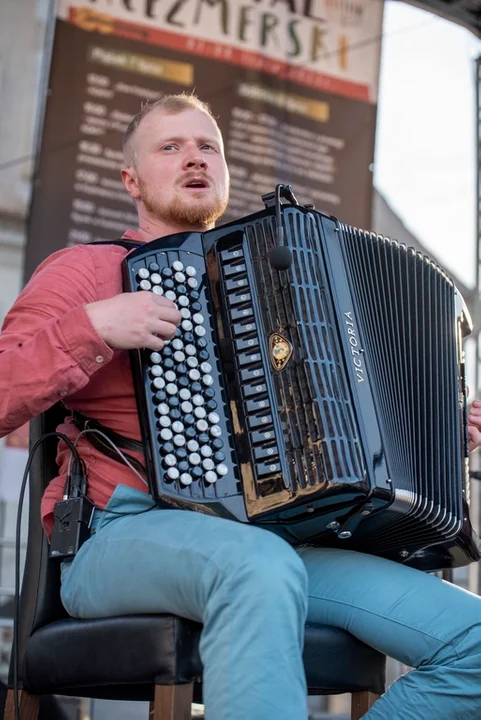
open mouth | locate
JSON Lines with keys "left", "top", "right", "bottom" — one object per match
{"left": 183, "top": 178, "right": 210, "bottom": 189}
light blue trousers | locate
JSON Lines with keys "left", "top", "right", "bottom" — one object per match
{"left": 60, "top": 485, "right": 481, "bottom": 719}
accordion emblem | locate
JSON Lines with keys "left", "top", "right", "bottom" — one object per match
{"left": 270, "top": 333, "right": 293, "bottom": 371}
{"left": 123, "top": 185, "right": 480, "bottom": 572}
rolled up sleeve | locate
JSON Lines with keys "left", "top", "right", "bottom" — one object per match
{"left": 0, "top": 245, "right": 114, "bottom": 437}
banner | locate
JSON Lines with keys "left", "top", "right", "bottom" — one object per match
{"left": 25, "top": 0, "right": 384, "bottom": 279}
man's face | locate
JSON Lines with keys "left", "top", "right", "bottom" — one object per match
{"left": 127, "top": 108, "right": 230, "bottom": 229}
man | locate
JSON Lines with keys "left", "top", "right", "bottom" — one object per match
{"left": 1, "top": 93, "right": 481, "bottom": 720}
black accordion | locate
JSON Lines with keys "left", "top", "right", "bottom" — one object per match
{"left": 123, "top": 186, "right": 480, "bottom": 571}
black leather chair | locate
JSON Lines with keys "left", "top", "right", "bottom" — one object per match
{"left": 4, "top": 403, "right": 386, "bottom": 720}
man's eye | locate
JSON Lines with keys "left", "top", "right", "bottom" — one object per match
{"left": 162, "top": 144, "right": 176, "bottom": 151}
{"left": 201, "top": 144, "right": 215, "bottom": 151}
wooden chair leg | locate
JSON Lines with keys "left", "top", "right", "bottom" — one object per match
{"left": 149, "top": 683, "right": 194, "bottom": 720}
{"left": 351, "top": 691, "right": 381, "bottom": 720}
{"left": 4, "top": 689, "right": 40, "bottom": 720}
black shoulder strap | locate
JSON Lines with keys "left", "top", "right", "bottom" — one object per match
{"left": 86, "top": 239, "right": 144, "bottom": 251}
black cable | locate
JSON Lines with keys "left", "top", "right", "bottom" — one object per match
{"left": 13, "top": 431, "right": 80, "bottom": 720}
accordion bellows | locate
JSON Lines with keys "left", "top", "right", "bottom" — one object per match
{"left": 123, "top": 195, "right": 479, "bottom": 571}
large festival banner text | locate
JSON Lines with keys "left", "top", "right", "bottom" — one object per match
{"left": 25, "top": 0, "right": 384, "bottom": 279}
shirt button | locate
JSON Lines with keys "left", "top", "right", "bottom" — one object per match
{"left": 96, "top": 355, "right": 104, "bottom": 364}
{"left": 60, "top": 391, "right": 67, "bottom": 397}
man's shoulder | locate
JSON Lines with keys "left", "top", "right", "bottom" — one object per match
{"left": 38, "top": 239, "right": 136, "bottom": 270}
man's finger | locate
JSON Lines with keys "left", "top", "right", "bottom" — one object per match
{"left": 145, "top": 335, "right": 165, "bottom": 351}
{"left": 153, "top": 320, "right": 179, "bottom": 340}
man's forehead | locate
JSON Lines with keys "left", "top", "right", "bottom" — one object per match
{"left": 138, "top": 108, "right": 222, "bottom": 145}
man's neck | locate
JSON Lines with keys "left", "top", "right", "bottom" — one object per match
{"left": 136, "top": 213, "right": 213, "bottom": 243}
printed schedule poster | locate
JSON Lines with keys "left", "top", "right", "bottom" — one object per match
{"left": 25, "top": 0, "right": 384, "bottom": 279}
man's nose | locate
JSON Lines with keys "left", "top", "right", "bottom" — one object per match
{"left": 183, "top": 146, "right": 207, "bottom": 170}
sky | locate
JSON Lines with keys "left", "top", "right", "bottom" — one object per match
{"left": 374, "top": 0, "right": 481, "bottom": 290}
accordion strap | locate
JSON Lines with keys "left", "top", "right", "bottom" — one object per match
{"left": 70, "top": 409, "right": 147, "bottom": 477}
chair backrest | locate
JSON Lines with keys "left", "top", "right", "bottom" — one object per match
{"left": 9, "top": 403, "right": 69, "bottom": 686}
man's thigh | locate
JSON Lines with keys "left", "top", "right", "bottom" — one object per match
{"left": 298, "top": 546, "right": 481, "bottom": 667}
{"left": 60, "top": 507, "right": 302, "bottom": 621}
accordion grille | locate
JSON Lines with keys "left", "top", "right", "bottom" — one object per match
{"left": 246, "top": 213, "right": 367, "bottom": 493}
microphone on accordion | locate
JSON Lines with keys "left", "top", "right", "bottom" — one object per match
{"left": 122, "top": 184, "right": 480, "bottom": 572}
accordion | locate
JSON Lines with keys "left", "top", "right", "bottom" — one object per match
{"left": 122, "top": 186, "right": 480, "bottom": 571}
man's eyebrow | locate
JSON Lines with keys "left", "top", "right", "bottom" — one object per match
{"left": 155, "top": 136, "right": 220, "bottom": 146}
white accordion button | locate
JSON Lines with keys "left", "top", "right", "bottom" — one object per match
{"left": 180, "top": 473, "right": 193, "bottom": 486}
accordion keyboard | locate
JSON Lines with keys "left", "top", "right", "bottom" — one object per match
{"left": 126, "top": 245, "right": 240, "bottom": 505}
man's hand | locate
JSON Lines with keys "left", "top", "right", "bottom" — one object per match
{"left": 85, "top": 292, "right": 181, "bottom": 351}
{"left": 468, "top": 399, "right": 481, "bottom": 453}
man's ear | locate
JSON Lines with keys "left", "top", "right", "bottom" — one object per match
{"left": 121, "top": 167, "right": 141, "bottom": 200}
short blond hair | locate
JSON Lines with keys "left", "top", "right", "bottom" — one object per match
{"left": 122, "top": 93, "right": 218, "bottom": 166}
